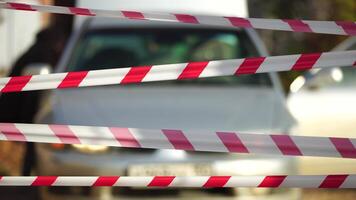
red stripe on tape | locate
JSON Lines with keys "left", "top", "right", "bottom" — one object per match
{"left": 203, "top": 176, "right": 231, "bottom": 188}
{"left": 109, "top": 127, "right": 141, "bottom": 148}
{"left": 225, "top": 17, "right": 252, "bottom": 28}
{"left": 283, "top": 20, "right": 312, "bottom": 32}
{"left": 335, "top": 21, "right": 356, "bottom": 35}
{"left": 57, "top": 71, "right": 88, "bottom": 88}
{"left": 31, "top": 176, "right": 57, "bottom": 186}
{"left": 148, "top": 176, "right": 175, "bottom": 187}
{"left": 93, "top": 176, "right": 119, "bottom": 186}
{"left": 49, "top": 125, "right": 81, "bottom": 144}
{"left": 175, "top": 14, "right": 199, "bottom": 24}
{"left": 235, "top": 57, "right": 265, "bottom": 75}
{"left": 330, "top": 138, "right": 356, "bottom": 159}
{"left": 162, "top": 130, "right": 195, "bottom": 151}
{"left": 271, "top": 135, "right": 302, "bottom": 156}
{"left": 8, "top": 3, "right": 36, "bottom": 11}
{"left": 1, "top": 76, "right": 32, "bottom": 92}
{"left": 178, "top": 61, "right": 209, "bottom": 80}
{"left": 120, "top": 66, "right": 152, "bottom": 84}
{"left": 319, "top": 175, "right": 348, "bottom": 188}
{"left": 258, "top": 176, "right": 286, "bottom": 188}
{"left": 68, "top": 7, "right": 95, "bottom": 16}
{"left": 122, "top": 11, "right": 145, "bottom": 20}
{"left": 0, "top": 123, "right": 26, "bottom": 142}
{"left": 216, "top": 132, "right": 249, "bottom": 153}
{"left": 292, "top": 53, "right": 321, "bottom": 70}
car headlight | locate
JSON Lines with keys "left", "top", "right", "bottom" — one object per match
{"left": 249, "top": 188, "right": 272, "bottom": 196}
{"left": 49, "top": 143, "right": 67, "bottom": 150}
{"left": 71, "top": 144, "right": 109, "bottom": 153}
{"left": 48, "top": 143, "right": 109, "bottom": 153}
{"left": 235, "top": 187, "right": 290, "bottom": 197}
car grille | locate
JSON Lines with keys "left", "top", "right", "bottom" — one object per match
{"left": 48, "top": 187, "right": 233, "bottom": 197}
{"left": 111, "top": 147, "right": 156, "bottom": 153}
{"left": 112, "top": 187, "right": 233, "bottom": 197}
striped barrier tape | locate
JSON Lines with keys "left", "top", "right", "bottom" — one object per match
{"left": 0, "top": 2, "right": 355, "bottom": 36}
{"left": 1, "top": 2, "right": 355, "bottom": 191}
{"left": 0, "top": 51, "right": 355, "bottom": 93}
{"left": 1, "top": 123, "right": 355, "bottom": 159}
{"left": 0, "top": 175, "right": 355, "bottom": 188}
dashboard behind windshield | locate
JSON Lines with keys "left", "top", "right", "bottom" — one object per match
{"left": 67, "top": 28, "right": 271, "bottom": 86}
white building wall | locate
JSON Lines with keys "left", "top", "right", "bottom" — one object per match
{"left": 0, "top": 0, "right": 42, "bottom": 70}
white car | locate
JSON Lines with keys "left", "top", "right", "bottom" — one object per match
{"left": 29, "top": 17, "right": 299, "bottom": 200}
{"left": 288, "top": 37, "right": 356, "bottom": 174}
{"left": 288, "top": 37, "right": 356, "bottom": 138}
{"left": 21, "top": 1, "right": 299, "bottom": 199}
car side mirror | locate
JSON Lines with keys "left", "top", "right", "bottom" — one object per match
{"left": 21, "top": 63, "right": 52, "bottom": 76}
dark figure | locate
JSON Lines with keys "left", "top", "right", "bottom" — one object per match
{"left": 0, "top": 26, "right": 66, "bottom": 175}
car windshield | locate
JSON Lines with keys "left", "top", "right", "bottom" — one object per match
{"left": 68, "top": 28, "right": 271, "bottom": 86}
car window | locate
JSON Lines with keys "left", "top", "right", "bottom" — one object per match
{"left": 68, "top": 28, "right": 271, "bottom": 86}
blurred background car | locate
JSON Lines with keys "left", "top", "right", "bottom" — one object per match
{"left": 288, "top": 37, "right": 356, "bottom": 138}
{"left": 287, "top": 37, "right": 356, "bottom": 175}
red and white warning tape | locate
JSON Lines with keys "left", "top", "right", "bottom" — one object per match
{"left": 1, "top": 123, "right": 355, "bottom": 159}
{"left": 1, "top": 2, "right": 355, "bottom": 190}
{"left": 0, "top": 1, "right": 355, "bottom": 35}
{"left": 0, "top": 51, "right": 355, "bottom": 93}
{"left": 0, "top": 175, "right": 355, "bottom": 188}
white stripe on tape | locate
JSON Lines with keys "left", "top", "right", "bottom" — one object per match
{"left": 0, "top": 51, "right": 354, "bottom": 93}
{"left": 1, "top": 2, "right": 355, "bottom": 35}
{"left": 0, "top": 175, "right": 355, "bottom": 188}
{"left": 1, "top": 123, "right": 355, "bottom": 159}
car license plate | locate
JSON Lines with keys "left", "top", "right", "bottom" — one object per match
{"left": 128, "top": 163, "right": 212, "bottom": 176}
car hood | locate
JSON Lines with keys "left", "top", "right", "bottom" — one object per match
{"left": 37, "top": 85, "right": 294, "bottom": 133}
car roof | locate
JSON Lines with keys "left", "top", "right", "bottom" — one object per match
{"left": 77, "top": 0, "right": 248, "bottom": 17}
{"left": 74, "top": 0, "right": 248, "bottom": 29}
{"left": 82, "top": 17, "right": 242, "bottom": 32}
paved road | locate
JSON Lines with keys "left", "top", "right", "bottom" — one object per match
{"left": 0, "top": 187, "right": 40, "bottom": 199}
{"left": 303, "top": 189, "right": 356, "bottom": 200}
{"left": 1, "top": 187, "right": 356, "bottom": 200}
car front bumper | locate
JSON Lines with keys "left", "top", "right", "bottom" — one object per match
{"left": 36, "top": 144, "right": 300, "bottom": 199}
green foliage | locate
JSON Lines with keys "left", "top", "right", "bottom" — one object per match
{"left": 0, "top": 165, "right": 10, "bottom": 176}
{"left": 248, "top": 0, "right": 355, "bottom": 93}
